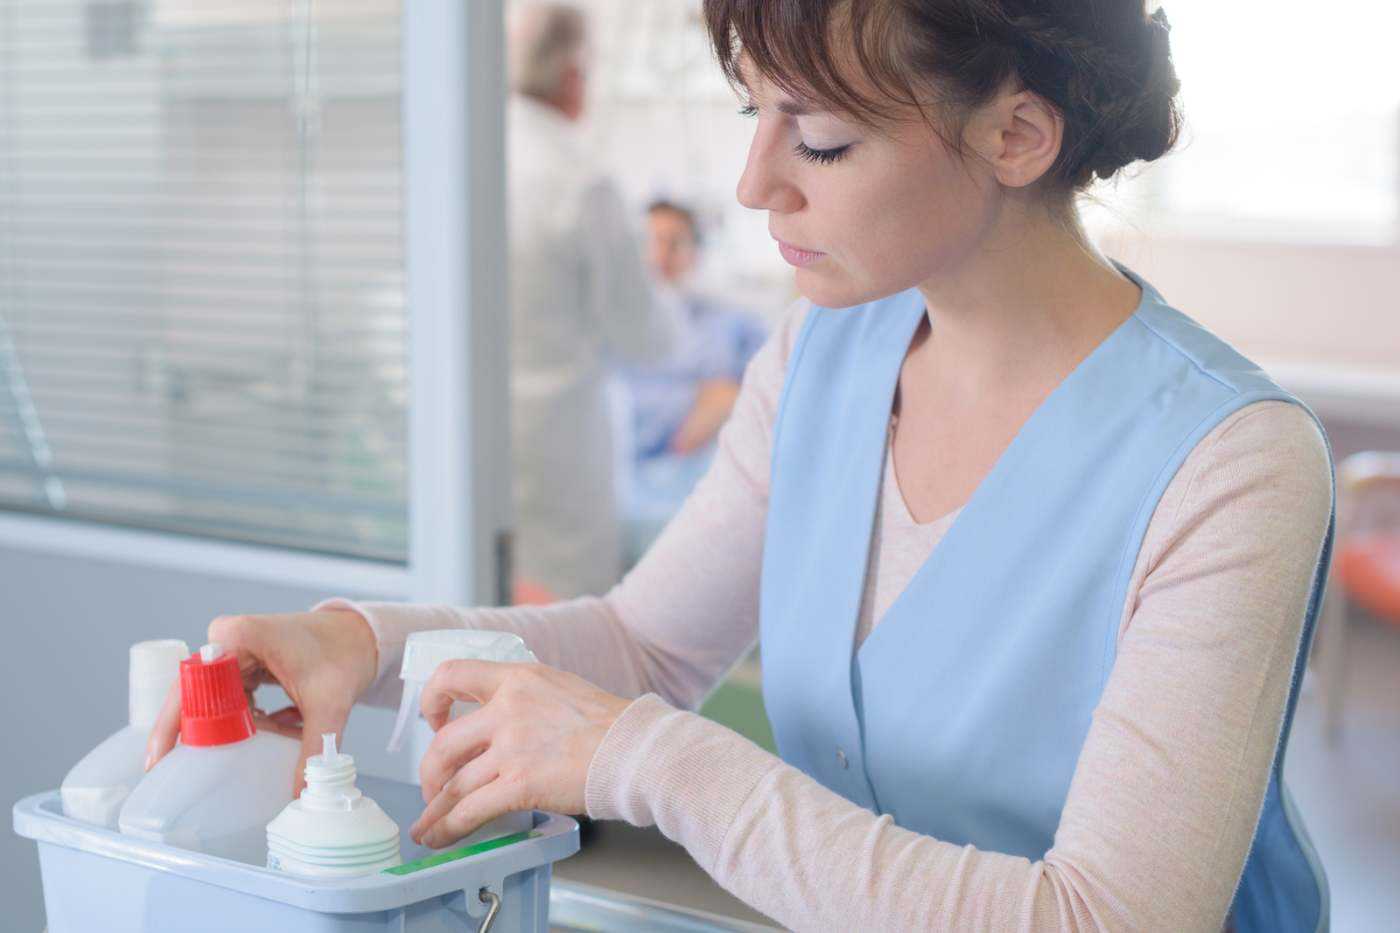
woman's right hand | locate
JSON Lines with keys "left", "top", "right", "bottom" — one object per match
{"left": 144, "top": 609, "right": 379, "bottom": 794}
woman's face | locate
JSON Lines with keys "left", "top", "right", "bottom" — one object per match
{"left": 736, "top": 65, "right": 1000, "bottom": 309}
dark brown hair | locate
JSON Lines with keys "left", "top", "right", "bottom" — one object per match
{"left": 704, "top": 0, "right": 1181, "bottom": 192}
{"left": 647, "top": 199, "right": 703, "bottom": 245}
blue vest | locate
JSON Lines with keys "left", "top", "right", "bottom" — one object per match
{"left": 759, "top": 272, "right": 1333, "bottom": 931}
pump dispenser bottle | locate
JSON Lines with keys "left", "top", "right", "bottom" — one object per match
{"left": 266, "top": 732, "right": 402, "bottom": 877}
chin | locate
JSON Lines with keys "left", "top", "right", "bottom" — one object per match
{"left": 795, "top": 266, "right": 890, "bottom": 311}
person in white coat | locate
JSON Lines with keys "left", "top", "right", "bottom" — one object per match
{"left": 506, "top": 3, "right": 678, "bottom": 600}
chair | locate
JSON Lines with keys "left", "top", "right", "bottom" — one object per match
{"left": 1317, "top": 452, "right": 1400, "bottom": 741}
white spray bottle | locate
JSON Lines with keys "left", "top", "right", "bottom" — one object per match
{"left": 386, "top": 630, "right": 538, "bottom": 843}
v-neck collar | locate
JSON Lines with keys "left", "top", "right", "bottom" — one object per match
{"left": 852, "top": 274, "right": 1155, "bottom": 662}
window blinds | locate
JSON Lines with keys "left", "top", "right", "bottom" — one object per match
{"left": 0, "top": 0, "right": 409, "bottom": 561}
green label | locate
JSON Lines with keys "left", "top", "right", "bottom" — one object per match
{"left": 382, "top": 831, "right": 538, "bottom": 875}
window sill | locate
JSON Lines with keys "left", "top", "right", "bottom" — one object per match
{"left": 0, "top": 511, "right": 411, "bottom": 597}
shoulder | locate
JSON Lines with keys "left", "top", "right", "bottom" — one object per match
{"left": 1179, "top": 401, "right": 1331, "bottom": 509}
{"left": 1139, "top": 399, "right": 1333, "bottom": 592}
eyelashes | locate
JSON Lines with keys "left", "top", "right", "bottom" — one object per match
{"left": 793, "top": 141, "right": 851, "bottom": 165}
{"left": 737, "top": 105, "right": 853, "bottom": 165}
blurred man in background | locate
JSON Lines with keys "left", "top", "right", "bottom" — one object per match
{"left": 624, "top": 199, "right": 767, "bottom": 463}
{"left": 616, "top": 199, "right": 767, "bottom": 566}
{"left": 506, "top": 2, "right": 677, "bottom": 600}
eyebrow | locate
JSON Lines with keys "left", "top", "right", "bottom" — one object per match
{"left": 738, "top": 87, "right": 818, "bottom": 117}
{"left": 733, "top": 69, "right": 821, "bottom": 117}
{"left": 776, "top": 100, "right": 814, "bottom": 116}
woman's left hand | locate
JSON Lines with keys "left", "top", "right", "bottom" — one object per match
{"left": 410, "top": 660, "right": 632, "bottom": 849}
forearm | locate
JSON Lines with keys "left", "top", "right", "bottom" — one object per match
{"left": 586, "top": 698, "right": 1137, "bottom": 931}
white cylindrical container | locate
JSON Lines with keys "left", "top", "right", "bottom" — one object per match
{"left": 61, "top": 639, "right": 190, "bottom": 827}
{"left": 266, "top": 732, "right": 402, "bottom": 877}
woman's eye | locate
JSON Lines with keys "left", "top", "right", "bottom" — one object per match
{"left": 738, "top": 104, "right": 758, "bottom": 117}
{"left": 794, "top": 141, "right": 852, "bottom": 165}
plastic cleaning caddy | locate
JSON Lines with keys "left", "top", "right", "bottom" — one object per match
{"left": 16, "top": 773, "right": 579, "bottom": 932}
{"left": 61, "top": 639, "right": 189, "bottom": 827}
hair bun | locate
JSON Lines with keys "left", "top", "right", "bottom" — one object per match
{"left": 1079, "top": 6, "right": 1182, "bottom": 184}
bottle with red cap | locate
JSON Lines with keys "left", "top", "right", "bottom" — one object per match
{"left": 116, "top": 643, "right": 300, "bottom": 864}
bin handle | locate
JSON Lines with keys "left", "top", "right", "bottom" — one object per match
{"left": 476, "top": 885, "right": 502, "bottom": 932}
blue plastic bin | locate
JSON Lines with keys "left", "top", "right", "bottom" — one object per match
{"left": 13, "top": 775, "right": 579, "bottom": 932}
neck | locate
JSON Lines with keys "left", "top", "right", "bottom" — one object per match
{"left": 913, "top": 200, "right": 1141, "bottom": 401}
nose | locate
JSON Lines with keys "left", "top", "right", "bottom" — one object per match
{"left": 736, "top": 118, "right": 805, "bottom": 215}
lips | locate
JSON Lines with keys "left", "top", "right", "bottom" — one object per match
{"left": 774, "top": 236, "right": 825, "bottom": 268}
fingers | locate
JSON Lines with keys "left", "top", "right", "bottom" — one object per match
{"left": 419, "top": 706, "right": 498, "bottom": 802}
{"left": 265, "top": 705, "right": 305, "bottom": 731}
{"left": 144, "top": 681, "right": 183, "bottom": 772}
{"left": 410, "top": 750, "right": 501, "bottom": 844}
{"left": 208, "top": 615, "right": 269, "bottom": 672}
{"left": 420, "top": 660, "right": 516, "bottom": 731}
{"left": 415, "top": 775, "right": 521, "bottom": 850}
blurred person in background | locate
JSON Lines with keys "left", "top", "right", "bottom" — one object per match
{"left": 625, "top": 200, "right": 767, "bottom": 461}
{"left": 616, "top": 199, "right": 767, "bottom": 564}
{"left": 506, "top": 2, "right": 678, "bottom": 601}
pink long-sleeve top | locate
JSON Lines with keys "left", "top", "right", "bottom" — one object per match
{"left": 326, "top": 298, "right": 1333, "bottom": 932}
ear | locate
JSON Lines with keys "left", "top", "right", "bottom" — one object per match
{"left": 967, "top": 86, "right": 1063, "bottom": 189}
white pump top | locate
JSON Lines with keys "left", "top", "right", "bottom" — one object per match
{"left": 299, "top": 733, "right": 362, "bottom": 811}
{"left": 128, "top": 639, "right": 190, "bottom": 729}
{"left": 386, "top": 630, "right": 537, "bottom": 752}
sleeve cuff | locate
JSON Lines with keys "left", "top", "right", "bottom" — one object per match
{"left": 314, "top": 597, "right": 401, "bottom": 685}
{"left": 313, "top": 597, "right": 471, "bottom": 708}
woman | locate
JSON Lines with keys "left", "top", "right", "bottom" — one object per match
{"left": 148, "top": 2, "right": 1334, "bottom": 929}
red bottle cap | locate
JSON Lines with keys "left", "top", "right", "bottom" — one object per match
{"left": 178, "top": 644, "right": 255, "bottom": 747}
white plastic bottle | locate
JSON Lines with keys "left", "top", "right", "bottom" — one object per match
{"left": 266, "top": 732, "right": 402, "bottom": 877}
{"left": 61, "top": 639, "right": 190, "bottom": 827}
{"left": 386, "top": 629, "right": 537, "bottom": 843}
{"left": 117, "top": 643, "right": 300, "bottom": 864}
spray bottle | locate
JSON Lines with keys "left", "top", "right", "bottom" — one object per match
{"left": 386, "top": 630, "right": 538, "bottom": 844}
